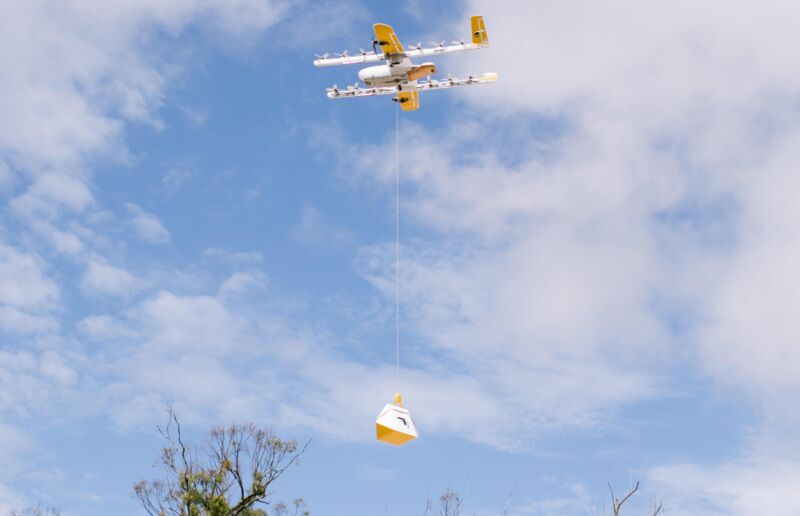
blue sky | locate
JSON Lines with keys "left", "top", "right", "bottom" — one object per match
{"left": 3, "top": 1, "right": 800, "bottom": 514}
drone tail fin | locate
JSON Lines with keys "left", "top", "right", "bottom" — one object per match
{"left": 396, "top": 90, "right": 420, "bottom": 112}
{"left": 471, "top": 15, "right": 489, "bottom": 45}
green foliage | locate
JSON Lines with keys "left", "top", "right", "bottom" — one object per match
{"left": 133, "top": 404, "right": 309, "bottom": 516}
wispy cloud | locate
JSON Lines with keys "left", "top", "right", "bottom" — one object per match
{"left": 0, "top": 244, "right": 59, "bottom": 334}
{"left": 648, "top": 431, "right": 800, "bottom": 516}
{"left": 125, "top": 203, "right": 171, "bottom": 244}
{"left": 292, "top": 203, "right": 354, "bottom": 248}
{"left": 81, "top": 257, "right": 143, "bottom": 298}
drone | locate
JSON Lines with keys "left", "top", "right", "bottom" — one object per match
{"left": 314, "top": 16, "right": 497, "bottom": 111}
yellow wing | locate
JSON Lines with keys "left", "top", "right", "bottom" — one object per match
{"left": 374, "top": 23, "right": 405, "bottom": 55}
{"left": 396, "top": 91, "right": 419, "bottom": 112}
{"left": 471, "top": 15, "right": 489, "bottom": 45}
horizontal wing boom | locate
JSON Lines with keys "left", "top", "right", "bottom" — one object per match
{"left": 326, "top": 72, "right": 498, "bottom": 99}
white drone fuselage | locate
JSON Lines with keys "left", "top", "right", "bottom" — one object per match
{"left": 358, "top": 58, "right": 437, "bottom": 88}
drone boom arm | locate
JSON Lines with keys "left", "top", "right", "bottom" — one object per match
{"left": 313, "top": 15, "right": 490, "bottom": 67}
{"left": 325, "top": 72, "right": 498, "bottom": 99}
{"left": 314, "top": 52, "right": 382, "bottom": 67}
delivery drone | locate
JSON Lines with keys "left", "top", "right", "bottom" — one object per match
{"left": 314, "top": 16, "right": 497, "bottom": 111}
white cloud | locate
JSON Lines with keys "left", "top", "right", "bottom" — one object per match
{"left": 0, "top": 159, "right": 12, "bottom": 190}
{"left": 10, "top": 173, "right": 94, "bottom": 221}
{"left": 501, "top": 483, "right": 593, "bottom": 516}
{"left": 218, "top": 271, "right": 268, "bottom": 300}
{"left": 77, "top": 315, "right": 136, "bottom": 341}
{"left": 292, "top": 203, "right": 354, "bottom": 247}
{"left": 0, "top": 0, "right": 293, "bottom": 263}
{"left": 203, "top": 247, "right": 264, "bottom": 265}
{"left": 0, "top": 245, "right": 59, "bottom": 311}
{"left": 0, "top": 244, "right": 59, "bottom": 334}
{"left": 40, "top": 350, "right": 79, "bottom": 386}
{"left": 135, "top": 291, "right": 242, "bottom": 351}
{"left": 125, "top": 203, "right": 171, "bottom": 244}
{"left": 47, "top": 227, "right": 85, "bottom": 255}
{"left": 100, "top": 289, "right": 262, "bottom": 428}
{"left": 649, "top": 437, "right": 800, "bottom": 516}
{"left": 81, "top": 257, "right": 142, "bottom": 298}
{"left": 0, "top": 307, "right": 57, "bottom": 335}
{"left": 0, "top": 423, "right": 30, "bottom": 513}
{"left": 0, "top": 345, "right": 86, "bottom": 417}
{"left": 696, "top": 128, "right": 800, "bottom": 414}
{"left": 0, "top": 422, "right": 31, "bottom": 469}
{"left": 272, "top": 0, "right": 367, "bottom": 51}
{"left": 0, "top": 0, "right": 291, "bottom": 170}
{"left": 161, "top": 166, "right": 195, "bottom": 194}
{"left": 0, "top": 484, "right": 25, "bottom": 516}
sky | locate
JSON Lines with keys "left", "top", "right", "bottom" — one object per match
{"left": 2, "top": 0, "right": 800, "bottom": 514}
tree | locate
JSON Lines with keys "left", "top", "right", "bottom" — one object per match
{"left": 270, "top": 499, "right": 310, "bottom": 516}
{"left": 421, "top": 481, "right": 662, "bottom": 516}
{"left": 10, "top": 507, "right": 62, "bottom": 516}
{"left": 422, "top": 489, "right": 463, "bottom": 516}
{"left": 134, "top": 404, "right": 309, "bottom": 516}
{"left": 608, "top": 481, "right": 663, "bottom": 516}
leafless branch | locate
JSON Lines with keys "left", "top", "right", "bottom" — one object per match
{"left": 651, "top": 500, "right": 664, "bottom": 515}
{"left": 10, "top": 506, "right": 62, "bottom": 516}
{"left": 609, "top": 481, "right": 639, "bottom": 516}
{"left": 439, "top": 489, "right": 463, "bottom": 516}
{"left": 499, "top": 485, "right": 515, "bottom": 516}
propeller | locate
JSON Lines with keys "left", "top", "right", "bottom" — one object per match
{"left": 315, "top": 53, "right": 330, "bottom": 59}
{"left": 431, "top": 40, "right": 446, "bottom": 48}
{"left": 347, "top": 82, "right": 359, "bottom": 90}
{"left": 335, "top": 50, "right": 349, "bottom": 57}
{"left": 408, "top": 42, "right": 423, "bottom": 50}
{"left": 359, "top": 48, "right": 368, "bottom": 55}
{"left": 452, "top": 39, "right": 466, "bottom": 46}
{"left": 371, "top": 33, "right": 380, "bottom": 54}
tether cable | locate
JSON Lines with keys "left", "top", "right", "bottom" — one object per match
{"left": 395, "top": 100, "right": 400, "bottom": 393}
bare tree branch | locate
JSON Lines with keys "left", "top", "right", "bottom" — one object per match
{"left": 439, "top": 489, "right": 463, "bottom": 516}
{"left": 10, "top": 506, "right": 62, "bottom": 516}
{"left": 609, "top": 481, "right": 639, "bottom": 516}
{"left": 499, "top": 485, "right": 515, "bottom": 516}
{"left": 652, "top": 500, "right": 664, "bottom": 516}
